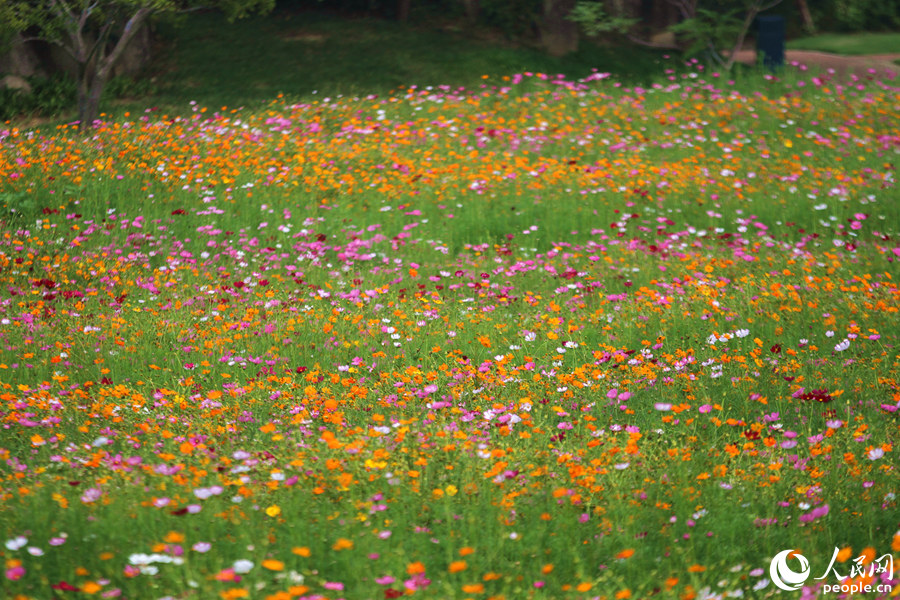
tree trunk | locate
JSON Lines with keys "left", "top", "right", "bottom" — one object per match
{"left": 460, "top": 0, "right": 479, "bottom": 22}
{"left": 667, "top": 0, "right": 698, "bottom": 21}
{"left": 71, "top": 6, "right": 152, "bottom": 129}
{"left": 724, "top": 0, "right": 784, "bottom": 71}
{"left": 540, "top": 0, "right": 579, "bottom": 56}
{"left": 77, "top": 73, "right": 107, "bottom": 126}
{"left": 113, "top": 22, "right": 153, "bottom": 77}
{"left": 642, "top": 0, "right": 680, "bottom": 29}
{"left": 796, "top": 0, "right": 815, "bottom": 33}
{"left": 396, "top": 0, "right": 411, "bottom": 22}
{"left": 724, "top": 5, "right": 759, "bottom": 70}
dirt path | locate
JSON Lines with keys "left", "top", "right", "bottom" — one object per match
{"left": 731, "top": 49, "right": 900, "bottom": 79}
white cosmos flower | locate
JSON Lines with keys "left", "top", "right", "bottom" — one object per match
{"left": 233, "top": 559, "right": 254, "bottom": 574}
{"left": 5, "top": 536, "right": 27, "bottom": 551}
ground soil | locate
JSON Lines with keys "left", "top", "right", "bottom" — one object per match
{"left": 731, "top": 49, "right": 900, "bottom": 79}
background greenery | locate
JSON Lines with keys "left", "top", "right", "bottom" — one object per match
{"left": 2, "top": 0, "right": 899, "bottom": 125}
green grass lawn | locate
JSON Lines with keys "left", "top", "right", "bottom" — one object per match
{"left": 4, "top": 8, "right": 670, "bottom": 125}
{"left": 786, "top": 32, "right": 900, "bottom": 55}
{"left": 125, "top": 8, "right": 667, "bottom": 117}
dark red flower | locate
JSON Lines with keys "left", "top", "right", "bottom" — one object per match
{"left": 798, "top": 389, "right": 832, "bottom": 403}
{"left": 52, "top": 581, "right": 79, "bottom": 591}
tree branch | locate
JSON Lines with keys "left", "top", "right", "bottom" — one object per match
{"left": 77, "top": 2, "right": 99, "bottom": 33}
{"left": 83, "top": 16, "right": 115, "bottom": 74}
{"left": 47, "top": 0, "right": 87, "bottom": 60}
{"left": 18, "top": 35, "right": 49, "bottom": 44}
{"left": 49, "top": 0, "right": 76, "bottom": 22}
{"left": 16, "top": 32, "right": 78, "bottom": 61}
{"left": 724, "top": 1, "right": 764, "bottom": 70}
{"left": 95, "top": 6, "right": 152, "bottom": 79}
{"left": 666, "top": 0, "right": 696, "bottom": 20}
{"left": 707, "top": 42, "right": 726, "bottom": 67}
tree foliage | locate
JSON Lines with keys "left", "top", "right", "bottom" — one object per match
{"left": 672, "top": 0, "right": 782, "bottom": 69}
{"left": 569, "top": 0, "right": 784, "bottom": 70}
{"left": 567, "top": 1, "right": 637, "bottom": 37}
{"left": 0, "top": 0, "right": 274, "bottom": 127}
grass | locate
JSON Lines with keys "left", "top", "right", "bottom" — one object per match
{"left": 786, "top": 31, "right": 900, "bottom": 55}
{"left": 4, "top": 8, "right": 669, "bottom": 126}
{"left": 1, "top": 31, "right": 899, "bottom": 600}
{"left": 125, "top": 7, "right": 668, "bottom": 117}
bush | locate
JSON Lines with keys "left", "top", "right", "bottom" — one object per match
{"left": 0, "top": 75, "right": 75, "bottom": 121}
{"left": 0, "top": 74, "right": 158, "bottom": 122}
{"left": 103, "top": 75, "right": 159, "bottom": 101}
{"left": 480, "top": 0, "right": 541, "bottom": 38}
{"left": 813, "top": 0, "right": 900, "bottom": 31}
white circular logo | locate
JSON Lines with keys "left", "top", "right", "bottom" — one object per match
{"left": 770, "top": 549, "right": 811, "bottom": 591}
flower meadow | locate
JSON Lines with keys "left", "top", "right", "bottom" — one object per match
{"left": 1, "top": 62, "right": 899, "bottom": 600}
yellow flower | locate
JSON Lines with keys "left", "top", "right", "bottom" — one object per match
{"left": 265, "top": 505, "right": 281, "bottom": 517}
{"left": 332, "top": 538, "right": 354, "bottom": 551}
{"left": 82, "top": 582, "right": 102, "bottom": 594}
{"left": 858, "top": 547, "right": 876, "bottom": 564}
{"left": 164, "top": 531, "right": 185, "bottom": 543}
{"left": 449, "top": 560, "right": 467, "bottom": 573}
{"left": 262, "top": 559, "right": 284, "bottom": 571}
{"left": 406, "top": 561, "right": 426, "bottom": 575}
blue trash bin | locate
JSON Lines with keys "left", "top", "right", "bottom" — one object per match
{"left": 756, "top": 15, "right": 785, "bottom": 69}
